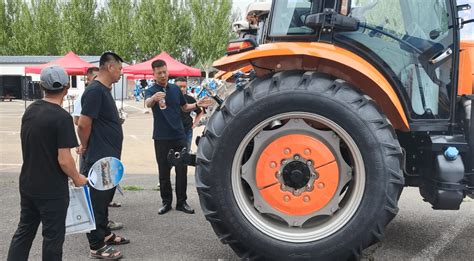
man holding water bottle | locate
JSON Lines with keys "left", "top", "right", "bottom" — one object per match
{"left": 145, "top": 59, "right": 211, "bottom": 215}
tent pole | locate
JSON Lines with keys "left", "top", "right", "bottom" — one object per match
{"left": 143, "top": 75, "right": 146, "bottom": 109}
{"left": 24, "top": 73, "right": 27, "bottom": 110}
{"left": 121, "top": 74, "right": 124, "bottom": 110}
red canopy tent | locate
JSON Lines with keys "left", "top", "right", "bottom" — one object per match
{"left": 122, "top": 52, "right": 201, "bottom": 77}
{"left": 24, "top": 51, "right": 95, "bottom": 75}
{"left": 125, "top": 74, "right": 155, "bottom": 80}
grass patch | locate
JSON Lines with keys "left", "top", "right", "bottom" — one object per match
{"left": 121, "top": 185, "right": 144, "bottom": 191}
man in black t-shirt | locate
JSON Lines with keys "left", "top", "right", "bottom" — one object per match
{"left": 77, "top": 52, "right": 127, "bottom": 260}
{"left": 145, "top": 60, "right": 212, "bottom": 215}
{"left": 176, "top": 77, "right": 204, "bottom": 151}
{"left": 7, "top": 66, "right": 88, "bottom": 261}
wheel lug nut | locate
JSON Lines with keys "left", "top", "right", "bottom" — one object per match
{"left": 281, "top": 185, "right": 287, "bottom": 191}
{"left": 275, "top": 172, "right": 281, "bottom": 178}
{"left": 283, "top": 195, "right": 290, "bottom": 202}
{"left": 281, "top": 159, "right": 287, "bottom": 165}
{"left": 304, "top": 149, "right": 311, "bottom": 155}
{"left": 306, "top": 185, "right": 313, "bottom": 191}
{"left": 307, "top": 160, "right": 313, "bottom": 166}
{"left": 284, "top": 148, "right": 291, "bottom": 155}
{"left": 270, "top": 161, "right": 277, "bottom": 168}
{"left": 303, "top": 195, "right": 310, "bottom": 202}
{"left": 318, "top": 182, "right": 325, "bottom": 189}
{"left": 294, "top": 154, "right": 300, "bottom": 160}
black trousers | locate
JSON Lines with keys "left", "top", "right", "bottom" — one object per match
{"left": 154, "top": 139, "right": 188, "bottom": 205}
{"left": 8, "top": 193, "right": 69, "bottom": 261}
{"left": 83, "top": 161, "right": 116, "bottom": 250}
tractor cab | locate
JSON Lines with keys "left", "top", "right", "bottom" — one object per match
{"left": 268, "top": 0, "right": 462, "bottom": 122}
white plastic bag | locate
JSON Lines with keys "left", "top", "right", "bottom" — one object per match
{"left": 65, "top": 186, "right": 95, "bottom": 235}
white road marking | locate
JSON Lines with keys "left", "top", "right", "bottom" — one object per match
{"left": 129, "top": 135, "right": 145, "bottom": 144}
{"left": 0, "top": 166, "right": 20, "bottom": 172}
{"left": 0, "top": 131, "right": 20, "bottom": 134}
{"left": 410, "top": 207, "right": 473, "bottom": 260}
{"left": 0, "top": 114, "right": 23, "bottom": 117}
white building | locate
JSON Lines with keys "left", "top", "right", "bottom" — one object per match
{"left": 0, "top": 55, "right": 128, "bottom": 100}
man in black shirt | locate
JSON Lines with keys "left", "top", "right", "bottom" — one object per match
{"left": 77, "top": 52, "right": 127, "bottom": 259}
{"left": 145, "top": 60, "right": 211, "bottom": 215}
{"left": 7, "top": 66, "right": 88, "bottom": 261}
{"left": 175, "top": 77, "right": 204, "bottom": 151}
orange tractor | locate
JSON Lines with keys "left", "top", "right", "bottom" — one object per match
{"left": 195, "top": 0, "right": 474, "bottom": 259}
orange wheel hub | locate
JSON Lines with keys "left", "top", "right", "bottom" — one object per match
{"left": 255, "top": 134, "right": 339, "bottom": 216}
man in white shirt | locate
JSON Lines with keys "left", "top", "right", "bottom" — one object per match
{"left": 72, "top": 67, "right": 99, "bottom": 125}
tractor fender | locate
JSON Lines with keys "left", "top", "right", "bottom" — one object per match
{"left": 213, "top": 42, "right": 409, "bottom": 131}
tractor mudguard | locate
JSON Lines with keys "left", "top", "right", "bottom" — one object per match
{"left": 459, "top": 40, "right": 474, "bottom": 95}
{"left": 214, "top": 42, "right": 410, "bottom": 131}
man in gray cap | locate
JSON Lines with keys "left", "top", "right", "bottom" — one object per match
{"left": 7, "top": 65, "right": 88, "bottom": 261}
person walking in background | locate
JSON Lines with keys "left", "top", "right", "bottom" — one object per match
{"left": 145, "top": 59, "right": 211, "bottom": 215}
{"left": 77, "top": 52, "right": 128, "bottom": 260}
{"left": 7, "top": 66, "right": 88, "bottom": 261}
{"left": 175, "top": 77, "right": 205, "bottom": 151}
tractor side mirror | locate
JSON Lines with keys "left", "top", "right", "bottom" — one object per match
{"left": 305, "top": 9, "right": 359, "bottom": 32}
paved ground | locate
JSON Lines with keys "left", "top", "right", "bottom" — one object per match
{"left": 1, "top": 100, "right": 474, "bottom": 260}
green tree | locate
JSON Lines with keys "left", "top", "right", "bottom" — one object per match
{"left": 0, "top": 0, "right": 7, "bottom": 54}
{"left": 133, "top": 0, "right": 192, "bottom": 61}
{"left": 60, "top": 0, "right": 100, "bottom": 55}
{"left": 100, "top": 0, "right": 136, "bottom": 62}
{"left": 190, "top": 0, "right": 233, "bottom": 77}
{"left": 8, "top": 1, "right": 34, "bottom": 55}
{"left": 28, "top": 0, "right": 62, "bottom": 55}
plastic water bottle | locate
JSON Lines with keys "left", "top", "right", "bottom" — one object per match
{"left": 159, "top": 98, "right": 167, "bottom": 110}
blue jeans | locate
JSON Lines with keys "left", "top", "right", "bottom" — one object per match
{"left": 185, "top": 129, "right": 193, "bottom": 151}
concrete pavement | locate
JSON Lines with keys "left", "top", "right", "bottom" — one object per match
{"left": 1, "top": 100, "right": 474, "bottom": 260}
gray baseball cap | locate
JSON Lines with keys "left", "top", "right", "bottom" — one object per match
{"left": 40, "top": 65, "right": 69, "bottom": 90}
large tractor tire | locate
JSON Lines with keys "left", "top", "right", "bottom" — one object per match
{"left": 196, "top": 71, "right": 404, "bottom": 260}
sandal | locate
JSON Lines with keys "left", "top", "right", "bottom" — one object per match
{"left": 108, "top": 202, "right": 122, "bottom": 208}
{"left": 104, "top": 233, "right": 130, "bottom": 245}
{"left": 89, "top": 245, "right": 122, "bottom": 260}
